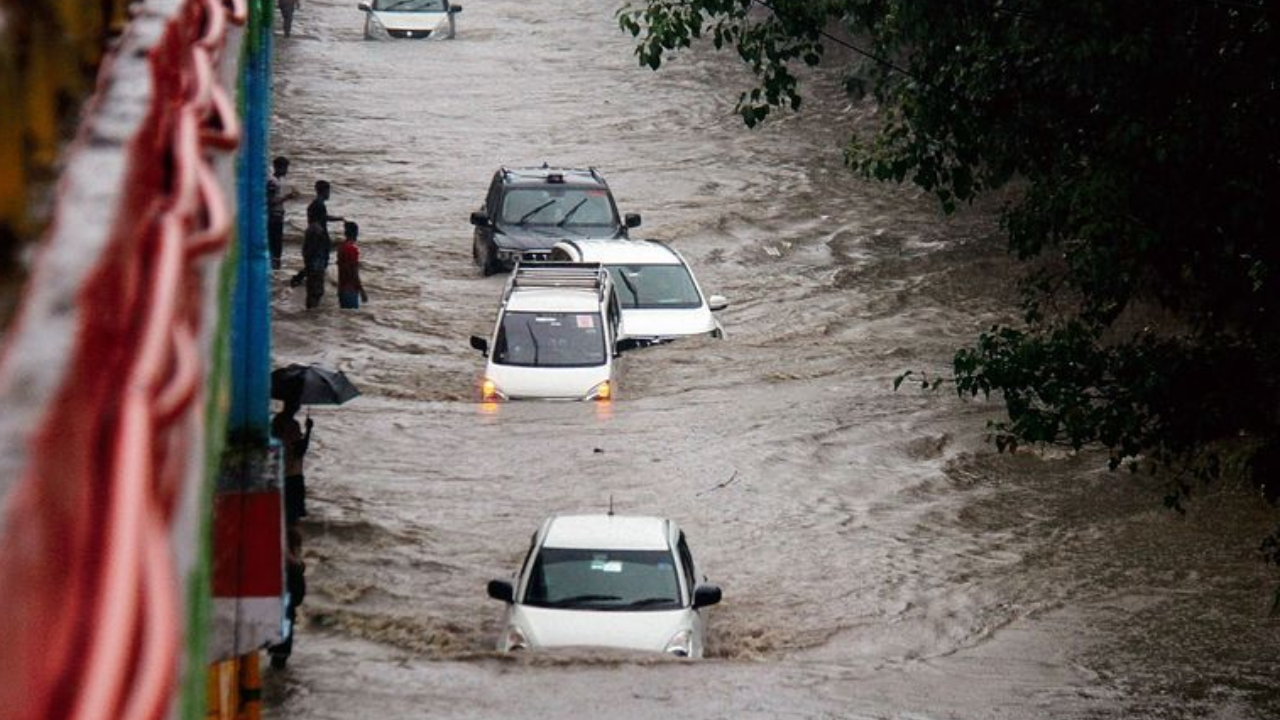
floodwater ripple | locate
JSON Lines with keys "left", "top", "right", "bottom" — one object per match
{"left": 266, "top": 1, "right": 1280, "bottom": 718}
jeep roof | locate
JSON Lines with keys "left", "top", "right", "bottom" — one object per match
{"left": 502, "top": 262, "right": 613, "bottom": 314}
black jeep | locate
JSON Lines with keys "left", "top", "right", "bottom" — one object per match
{"left": 469, "top": 166, "right": 641, "bottom": 276}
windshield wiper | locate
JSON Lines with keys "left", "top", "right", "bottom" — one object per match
{"left": 542, "top": 594, "right": 621, "bottom": 607}
{"left": 382, "top": 0, "right": 421, "bottom": 10}
{"left": 556, "top": 198, "right": 589, "bottom": 227}
{"left": 615, "top": 269, "right": 641, "bottom": 305}
{"left": 518, "top": 199, "right": 558, "bottom": 225}
{"left": 523, "top": 319, "right": 540, "bottom": 365}
{"left": 620, "top": 597, "right": 678, "bottom": 609}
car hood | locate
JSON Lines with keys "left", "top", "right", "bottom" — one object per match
{"left": 512, "top": 605, "right": 692, "bottom": 653}
{"left": 486, "top": 363, "right": 610, "bottom": 400}
{"left": 370, "top": 10, "right": 449, "bottom": 32}
{"left": 620, "top": 307, "right": 719, "bottom": 340}
{"left": 493, "top": 224, "right": 625, "bottom": 251}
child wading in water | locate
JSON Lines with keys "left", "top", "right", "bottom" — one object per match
{"left": 337, "top": 221, "right": 369, "bottom": 309}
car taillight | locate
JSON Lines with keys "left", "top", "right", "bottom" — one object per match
{"left": 481, "top": 378, "right": 503, "bottom": 401}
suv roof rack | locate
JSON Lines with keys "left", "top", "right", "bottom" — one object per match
{"left": 507, "top": 261, "right": 610, "bottom": 300}
{"left": 500, "top": 166, "right": 609, "bottom": 186}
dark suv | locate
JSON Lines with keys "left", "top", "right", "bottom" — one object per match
{"left": 469, "top": 166, "right": 641, "bottom": 275}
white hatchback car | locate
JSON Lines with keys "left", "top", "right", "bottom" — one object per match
{"left": 486, "top": 514, "right": 722, "bottom": 657}
{"left": 550, "top": 239, "right": 728, "bottom": 342}
{"left": 469, "top": 263, "right": 626, "bottom": 401}
{"left": 357, "top": 0, "right": 461, "bottom": 40}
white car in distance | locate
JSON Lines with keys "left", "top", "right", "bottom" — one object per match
{"left": 357, "top": 0, "right": 461, "bottom": 40}
{"left": 550, "top": 239, "right": 728, "bottom": 343}
{"left": 469, "top": 263, "right": 625, "bottom": 402}
{"left": 486, "top": 514, "right": 722, "bottom": 658}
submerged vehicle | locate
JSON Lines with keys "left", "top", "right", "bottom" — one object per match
{"left": 551, "top": 239, "right": 728, "bottom": 342}
{"left": 469, "top": 166, "right": 642, "bottom": 276}
{"left": 357, "top": 0, "right": 462, "bottom": 40}
{"left": 486, "top": 514, "right": 722, "bottom": 657}
{"left": 469, "top": 263, "right": 628, "bottom": 402}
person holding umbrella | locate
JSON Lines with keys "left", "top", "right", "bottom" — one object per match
{"left": 269, "top": 363, "right": 361, "bottom": 523}
{"left": 272, "top": 399, "right": 312, "bottom": 525}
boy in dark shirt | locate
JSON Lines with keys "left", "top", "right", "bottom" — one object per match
{"left": 290, "top": 180, "right": 345, "bottom": 305}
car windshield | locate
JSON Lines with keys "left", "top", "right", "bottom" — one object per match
{"left": 493, "top": 311, "right": 606, "bottom": 367}
{"left": 373, "top": 0, "right": 445, "bottom": 11}
{"left": 500, "top": 187, "right": 618, "bottom": 227}
{"left": 607, "top": 265, "right": 702, "bottom": 309}
{"left": 523, "top": 548, "right": 682, "bottom": 611}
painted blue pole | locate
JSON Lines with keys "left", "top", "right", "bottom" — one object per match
{"left": 230, "top": 3, "right": 273, "bottom": 441}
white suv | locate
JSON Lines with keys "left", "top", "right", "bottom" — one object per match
{"left": 550, "top": 239, "right": 728, "bottom": 343}
{"left": 486, "top": 514, "right": 722, "bottom": 657}
{"left": 469, "top": 263, "right": 625, "bottom": 401}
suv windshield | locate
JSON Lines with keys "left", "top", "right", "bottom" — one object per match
{"left": 608, "top": 265, "right": 702, "bottom": 309}
{"left": 374, "top": 0, "right": 445, "bottom": 10}
{"left": 500, "top": 188, "right": 618, "bottom": 227}
{"left": 494, "top": 311, "right": 606, "bottom": 367}
{"left": 523, "top": 548, "right": 682, "bottom": 611}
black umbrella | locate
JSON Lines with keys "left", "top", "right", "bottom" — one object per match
{"left": 271, "top": 364, "right": 361, "bottom": 405}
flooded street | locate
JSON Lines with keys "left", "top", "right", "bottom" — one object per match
{"left": 266, "top": 1, "right": 1279, "bottom": 717}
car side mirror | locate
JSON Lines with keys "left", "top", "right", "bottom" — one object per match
{"left": 470, "top": 335, "right": 489, "bottom": 354}
{"left": 692, "top": 584, "right": 722, "bottom": 609}
{"left": 357, "top": 2, "right": 371, "bottom": 11}
{"left": 450, "top": 4, "right": 463, "bottom": 11}
{"left": 624, "top": 213, "right": 642, "bottom": 229}
{"left": 487, "top": 579, "right": 514, "bottom": 603}
{"left": 615, "top": 337, "right": 643, "bottom": 354}
{"left": 707, "top": 295, "right": 729, "bottom": 312}
{"left": 470, "top": 211, "right": 490, "bottom": 227}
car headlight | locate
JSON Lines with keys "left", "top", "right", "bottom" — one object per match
{"left": 663, "top": 629, "right": 692, "bottom": 657}
{"left": 481, "top": 378, "right": 506, "bottom": 402}
{"left": 503, "top": 625, "right": 529, "bottom": 652}
{"left": 584, "top": 380, "right": 612, "bottom": 402}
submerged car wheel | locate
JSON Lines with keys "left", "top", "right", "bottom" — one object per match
{"left": 476, "top": 238, "right": 501, "bottom": 276}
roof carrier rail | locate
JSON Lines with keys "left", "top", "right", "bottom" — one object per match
{"left": 504, "top": 166, "right": 607, "bottom": 184}
{"left": 508, "top": 261, "right": 609, "bottom": 299}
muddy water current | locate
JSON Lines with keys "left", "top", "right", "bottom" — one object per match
{"left": 264, "top": 2, "right": 1280, "bottom": 717}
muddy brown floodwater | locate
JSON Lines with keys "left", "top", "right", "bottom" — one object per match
{"left": 264, "top": 1, "right": 1280, "bottom": 718}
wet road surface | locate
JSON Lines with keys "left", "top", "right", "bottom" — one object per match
{"left": 265, "top": 1, "right": 1280, "bottom": 717}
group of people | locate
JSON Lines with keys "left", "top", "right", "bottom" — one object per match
{"left": 268, "top": 156, "right": 369, "bottom": 310}
{"left": 263, "top": 155, "right": 369, "bottom": 667}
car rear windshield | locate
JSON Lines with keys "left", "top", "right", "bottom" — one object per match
{"left": 608, "top": 265, "right": 702, "bottom": 309}
{"left": 523, "top": 548, "right": 682, "bottom": 611}
{"left": 374, "top": 0, "right": 445, "bottom": 11}
{"left": 500, "top": 187, "right": 618, "bottom": 227}
{"left": 494, "top": 311, "right": 606, "bottom": 368}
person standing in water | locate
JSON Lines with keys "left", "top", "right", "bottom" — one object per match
{"left": 278, "top": 0, "right": 300, "bottom": 36}
{"left": 291, "top": 180, "right": 345, "bottom": 308}
{"left": 266, "top": 156, "right": 298, "bottom": 270}
{"left": 271, "top": 400, "right": 312, "bottom": 525}
{"left": 336, "top": 221, "right": 369, "bottom": 310}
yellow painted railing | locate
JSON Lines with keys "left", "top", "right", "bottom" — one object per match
{"left": 0, "top": 0, "right": 129, "bottom": 248}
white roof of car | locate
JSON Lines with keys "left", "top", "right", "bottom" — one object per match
{"left": 542, "top": 514, "right": 672, "bottom": 551}
{"left": 560, "top": 239, "right": 681, "bottom": 266}
{"left": 505, "top": 288, "right": 601, "bottom": 314}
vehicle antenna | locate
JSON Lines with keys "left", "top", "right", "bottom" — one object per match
{"left": 608, "top": 494, "right": 614, "bottom": 517}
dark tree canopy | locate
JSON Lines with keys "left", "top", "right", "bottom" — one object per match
{"left": 622, "top": 0, "right": 1280, "bottom": 561}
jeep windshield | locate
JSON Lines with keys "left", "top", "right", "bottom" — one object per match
{"left": 501, "top": 188, "right": 618, "bottom": 227}
{"left": 494, "top": 311, "right": 606, "bottom": 367}
{"left": 607, "top": 265, "right": 702, "bottom": 309}
{"left": 374, "top": 0, "right": 445, "bottom": 11}
{"left": 523, "top": 548, "right": 682, "bottom": 611}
